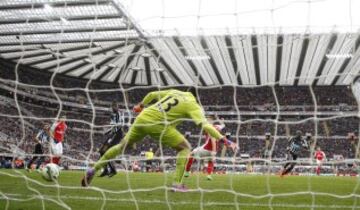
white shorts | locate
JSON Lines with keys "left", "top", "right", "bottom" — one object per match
{"left": 50, "top": 140, "right": 63, "bottom": 156}
{"left": 192, "top": 146, "right": 214, "bottom": 161}
{"left": 316, "top": 159, "right": 323, "bottom": 166}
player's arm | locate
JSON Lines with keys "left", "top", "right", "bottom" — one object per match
{"left": 210, "top": 137, "right": 217, "bottom": 156}
{"left": 288, "top": 137, "right": 293, "bottom": 143}
{"left": 142, "top": 90, "right": 172, "bottom": 106}
{"left": 188, "top": 104, "right": 237, "bottom": 151}
{"left": 302, "top": 138, "right": 309, "bottom": 149}
{"left": 216, "top": 116, "right": 226, "bottom": 130}
{"left": 104, "top": 127, "right": 113, "bottom": 136}
{"left": 45, "top": 125, "right": 54, "bottom": 139}
{"left": 46, "top": 130, "right": 55, "bottom": 141}
{"left": 34, "top": 133, "right": 41, "bottom": 144}
{"left": 286, "top": 137, "right": 293, "bottom": 151}
{"left": 133, "top": 90, "right": 172, "bottom": 112}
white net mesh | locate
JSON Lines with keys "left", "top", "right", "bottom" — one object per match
{"left": 1, "top": 0, "right": 360, "bottom": 209}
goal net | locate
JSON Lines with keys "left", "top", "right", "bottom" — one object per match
{"left": 1, "top": 0, "right": 360, "bottom": 209}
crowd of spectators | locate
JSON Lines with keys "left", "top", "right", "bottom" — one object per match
{"left": 0, "top": 63, "right": 360, "bottom": 173}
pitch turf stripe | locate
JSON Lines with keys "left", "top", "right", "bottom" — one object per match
{"left": 2, "top": 193, "right": 360, "bottom": 209}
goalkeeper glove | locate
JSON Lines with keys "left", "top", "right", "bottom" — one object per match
{"left": 222, "top": 137, "right": 238, "bottom": 152}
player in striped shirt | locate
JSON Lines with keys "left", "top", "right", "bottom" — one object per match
{"left": 280, "top": 130, "right": 309, "bottom": 177}
{"left": 26, "top": 124, "right": 50, "bottom": 172}
{"left": 98, "top": 102, "right": 129, "bottom": 177}
{"left": 314, "top": 147, "right": 326, "bottom": 175}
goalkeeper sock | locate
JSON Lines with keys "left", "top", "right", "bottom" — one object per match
{"left": 207, "top": 161, "right": 214, "bottom": 175}
{"left": 185, "top": 157, "right": 194, "bottom": 172}
{"left": 94, "top": 143, "right": 122, "bottom": 172}
{"left": 174, "top": 148, "right": 190, "bottom": 184}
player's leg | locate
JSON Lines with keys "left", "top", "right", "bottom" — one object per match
{"left": 207, "top": 159, "right": 214, "bottom": 180}
{"left": 184, "top": 157, "right": 193, "bottom": 177}
{"left": 107, "top": 162, "right": 117, "bottom": 177}
{"left": 316, "top": 166, "right": 320, "bottom": 175}
{"left": 94, "top": 132, "right": 141, "bottom": 172}
{"left": 82, "top": 140, "right": 129, "bottom": 186}
{"left": 185, "top": 148, "right": 201, "bottom": 177}
{"left": 36, "top": 156, "right": 45, "bottom": 170}
{"left": 283, "top": 162, "right": 291, "bottom": 169}
{"left": 98, "top": 129, "right": 123, "bottom": 177}
{"left": 26, "top": 156, "right": 37, "bottom": 172}
{"left": 284, "top": 162, "right": 296, "bottom": 174}
{"left": 50, "top": 141, "right": 62, "bottom": 165}
{"left": 98, "top": 140, "right": 111, "bottom": 177}
{"left": 282, "top": 154, "right": 297, "bottom": 176}
{"left": 316, "top": 160, "right": 322, "bottom": 175}
{"left": 99, "top": 141, "right": 110, "bottom": 157}
{"left": 281, "top": 153, "right": 291, "bottom": 176}
{"left": 82, "top": 123, "right": 144, "bottom": 187}
{"left": 281, "top": 162, "right": 291, "bottom": 176}
{"left": 191, "top": 147, "right": 214, "bottom": 180}
{"left": 106, "top": 130, "right": 124, "bottom": 177}
{"left": 172, "top": 140, "right": 191, "bottom": 187}
{"left": 203, "top": 150, "right": 214, "bottom": 180}
{"left": 154, "top": 127, "right": 191, "bottom": 190}
{"left": 281, "top": 163, "right": 290, "bottom": 176}
{"left": 98, "top": 166, "right": 109, "bottom": 177}
{"left": 146, "top": 160, "right": 151, "bottom": 172}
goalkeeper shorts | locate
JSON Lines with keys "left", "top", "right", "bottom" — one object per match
{"left": 124, "top": 117, "right": 185, "bottom": 148}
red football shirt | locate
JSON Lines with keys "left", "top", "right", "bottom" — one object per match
{"left": 203, "top": 124, "right": 224, "bottom": 151}
{"left": 51, "top": 121, "right": 67, "bottom": 142}
{"left": 315, "top": 151, "right": 325, "bottom": 161}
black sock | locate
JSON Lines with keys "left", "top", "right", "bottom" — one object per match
{"left": 108, "top": 162, "right": 116, "bottom": 173}
{"left": 283, "top": 163, "right": 296, "bottom": 175}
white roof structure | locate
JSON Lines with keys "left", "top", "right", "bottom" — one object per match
{"left": 0, "top": 0, "right": 359, "bottom": 86}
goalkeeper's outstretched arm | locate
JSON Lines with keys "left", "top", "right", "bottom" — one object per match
{"left": 142, "top": 90, "right": 172, "bottom": 106}
{"left": 202, "top": 123, "right": 223, "bottom": 140}
{"left": 202, "top": 122, "right": 237, "bottom": 151}
{"left": 188, "top": 104, "right": 237, "bottom": 151}
{"left": 133, "top": 90, "right": 172, "bottom": 112}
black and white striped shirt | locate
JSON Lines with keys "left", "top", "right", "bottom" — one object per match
{"left": 109, "top": 109, "right": 131, "bottom": 133}
{"left": 288, "top": 136, "right": 308, "bottom": 155}
{"left": 110, "top": 110, "right": 123, "bottom": 133}
{"left": 36, "top": 129, "right": 49, "bottom": 143}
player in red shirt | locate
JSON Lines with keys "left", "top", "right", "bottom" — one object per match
{"left": 184, "top": 118, "right": 235, "bottom": 180}
{"left": 314, "top": 147, "right": 326, "bottom": 175}
{"left": 46, "top": 115, "right": 67, "bottom": 165}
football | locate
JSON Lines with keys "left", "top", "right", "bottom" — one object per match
{"left": 41, "top": 163, "right": 60, "bottom": 181}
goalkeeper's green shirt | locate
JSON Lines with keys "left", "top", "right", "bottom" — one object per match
{"left": 139, "top": 89, "right": 223, "bottom": 140}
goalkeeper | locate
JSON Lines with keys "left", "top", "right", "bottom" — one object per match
{"left": 82, "top": 89, "right": 237, "bottom": 191}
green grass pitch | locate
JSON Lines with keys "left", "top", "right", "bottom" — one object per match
{"left": 1, "top": 169, "right": 360, "bottom": 210}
